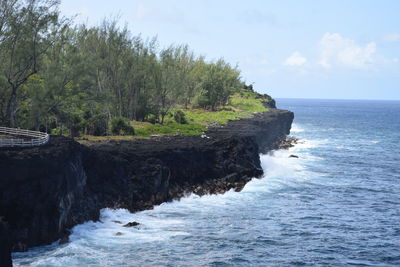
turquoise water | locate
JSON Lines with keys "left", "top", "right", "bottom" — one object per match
{"left": 13, "top": 99, "right": 400, "bottom": 266}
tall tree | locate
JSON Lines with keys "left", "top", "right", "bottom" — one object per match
{"left": 0, "top": 0, "right": 61, "bottom": 127}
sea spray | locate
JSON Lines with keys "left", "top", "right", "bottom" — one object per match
{"left": 13, "top": 134, "right": 317, "bottom": 267}
{"left": 13, "top": 99, "right": 400, "bottom": 266}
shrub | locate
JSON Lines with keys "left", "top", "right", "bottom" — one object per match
{"left": 146, "top": 114, "right": 158, "bottom": 124}
{"left": 85, "top": 114, "right": 108, "bottom": 136}
{"left": 51, "top": 125, "right": 69, "bottom": 136}
{"left": 173, "top": 110, "right": 187, "bottom": 124}
{"left": 109, "top": 117, "right": 135, "bottom": 135}
{"left": 193, "top": 92, "right": 210, "bottom": 109}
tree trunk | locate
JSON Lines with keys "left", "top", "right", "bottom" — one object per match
{"left": 5, "top": 87, "right": 17, "bottom": 127}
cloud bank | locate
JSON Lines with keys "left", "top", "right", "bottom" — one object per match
{"left": 318, "top": 33, "right": 376, "bottom": 69}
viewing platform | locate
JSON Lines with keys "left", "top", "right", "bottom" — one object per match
{"left": 0, "top": 127, "right": 49, "bottom": 147}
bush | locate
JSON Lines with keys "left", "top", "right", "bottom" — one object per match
{"left": 194, "top": 92, "right": 210, "bottom": 109}
{"left": 51, "top": 125, "right": 69, "bottom": 136}
{"left": 173, "top": 110, "right": 187, "bottom": 124}
{"left": 145, "top": 114, "right": 158, "bottom": 124}
{"left": 85, "top": 114, "right": 108, "bottom": 136}
{"left": 109, "top": 117, "right": 135, "bottom": 135}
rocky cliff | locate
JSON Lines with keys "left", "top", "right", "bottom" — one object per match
{"left": 0, "top": 218, "right": 12, "bottom": 267}
{"left": 0, "top": 108, "right": 293, "bottom": 265}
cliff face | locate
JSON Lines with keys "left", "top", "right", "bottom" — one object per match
{"left": 0, "top": 108, "right": 293, "bottom": 262}
{"left": 0, "top": 137, "right": 87, "bottom": 250}
{"left": 0, "top": 219, "right": 12, "bottom": 267}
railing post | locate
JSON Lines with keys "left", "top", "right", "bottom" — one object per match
{"left": 0, "top": 127, "right": 50, "bottom": 147}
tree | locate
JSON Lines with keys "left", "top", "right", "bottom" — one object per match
{"left": 0, "top": 1, "right": 247, "bottom": 136}
{"left": 198, "top": 59, "right": 242, "bottom": 110}
{"left": 154, "top": 46, "right": 180, "bottom": 124}
{"left": 0, "top": 0, "right": 61, "bottom": 127}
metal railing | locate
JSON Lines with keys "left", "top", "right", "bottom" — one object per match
{"left": 0, "top": 127, "right": 50, "bottom": 147}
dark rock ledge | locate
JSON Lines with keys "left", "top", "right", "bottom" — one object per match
{"left": 0, "top": 108, "right": 293, "bottom": 265}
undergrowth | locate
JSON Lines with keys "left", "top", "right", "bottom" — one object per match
{"left": 79, "top": 90, "right": 271, "bottom": 141}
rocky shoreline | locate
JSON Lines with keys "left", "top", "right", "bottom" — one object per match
{"left": 0, "top": 108, "right": 293, "bottom": 266}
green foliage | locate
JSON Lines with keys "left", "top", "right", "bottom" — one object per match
{"left": 81, "top": 89, "right": 270, "bottom": 139}
{"left": 0, "top": 0, "right": 274, "bottom": 139}
{"left": 185, "top": 109, "right": 251, "bottom": 126}
{"left": 84, "top": 113, "right": 108, "bottom": 136}
{"left": 109, "top": 117, "right": 135, "bottom": 135}
{"left": 0, "top": 0, "right": 62, "bottom": 127}
{"left": 229, "top": 92, "right": 267, "bottom": 113}
{"left": 131, "top": 120, "right": 206, "bottom": 137}
{"left": 50, "top": 125, "right": 69, "bottom": 136}
{"left": 173, "top": 110, "right": 187, "bottom": 124}
{"left": 146, "top": 123, "right": 205, "bottom": 136}
{"left": 185, "top": 91, "right": 269, "bottom": 126}
{"left": 196, "top": 60, "right": 242, "bottom": 110}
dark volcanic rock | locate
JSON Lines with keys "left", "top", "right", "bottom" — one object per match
{"left": 123, "top": 221, "right": 140, "bottom": 227}
{"left": 0, "top": 136, "right": 89, "bottom": 251}
{"left": 278, "top": 136, "right": 299, "bottom": 150}
{"left": 0, "top": 108, "right": 293, "bottom": 265}
{"left": 0, "top": 218, "right": 12, "bottom": 267}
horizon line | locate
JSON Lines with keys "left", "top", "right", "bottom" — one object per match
{"left": 275, "top": 97, "right": 400, "bottom": 101}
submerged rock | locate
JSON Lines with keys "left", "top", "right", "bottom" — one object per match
{"left": 278, "top": 137, "right": 299, "bottom": 150}
{"left": 59, "top": 230, "right": 70, "bottom": 245}
{"left": 59, "top": 236, "right": 69, "bottom": 245}
{"left": 123, "top": 221, "right": 140, "bottom": 228}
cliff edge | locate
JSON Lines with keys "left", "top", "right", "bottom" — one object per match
{"left": 0, "top": 108, "right": 293, "bottom": 264}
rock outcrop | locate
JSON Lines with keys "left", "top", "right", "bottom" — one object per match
{"left": 0, "top": 108, "right": 293, "bottom": 265}
{"left": 0, "top": 218, "right": 12, "bottom": 267}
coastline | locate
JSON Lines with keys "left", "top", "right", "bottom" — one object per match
{"left": 0, "top": 108, "right": 293, "bottom": 265}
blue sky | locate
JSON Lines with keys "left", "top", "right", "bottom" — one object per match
{"left": 60, "top": 0, "right": 400, "bottom": 100}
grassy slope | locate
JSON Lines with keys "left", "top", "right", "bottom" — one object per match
{"left": 79, "top": 90, "right": 270, "bottom": 142}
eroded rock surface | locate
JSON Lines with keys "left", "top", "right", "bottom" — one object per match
{"left": 0, "top": 108, "right": 293, "bottom": 264}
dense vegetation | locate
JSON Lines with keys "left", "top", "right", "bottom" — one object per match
{"left": 0, "top": 0, "right": 272, "bottom": 138}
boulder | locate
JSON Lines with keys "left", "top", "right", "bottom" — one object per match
{"left": 123, "top": 221, "right": 140, "bottom": 228}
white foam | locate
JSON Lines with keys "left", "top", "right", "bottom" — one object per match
{"left": 290, "top": 123, "right": 304, "bottom": 133}
{"left": 14, "top": 123, "right": 324, "bottom": 267}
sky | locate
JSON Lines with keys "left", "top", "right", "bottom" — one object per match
{"left": 59, "top": 0, "right": 400, "bottom": 100}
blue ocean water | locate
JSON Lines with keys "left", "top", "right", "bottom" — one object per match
{"left": 13, "top": 99, "right": 400, "bottom": 266}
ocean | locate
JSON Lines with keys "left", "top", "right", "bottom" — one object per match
{"left": 13, "top": 99, "right": 400, "bottom": 266}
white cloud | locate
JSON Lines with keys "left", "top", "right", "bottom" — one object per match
{"left": 283, "top": 51, "right": 307, "bottom": 67}
{"left": 318, "top": 33, "right": 376, "bottom": 69}
{"left": 383, "top": 33, "right": 400, "bottom": 42}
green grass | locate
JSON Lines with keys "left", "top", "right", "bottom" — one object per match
{"left": 79, "top": 90, "right": 271, "bottom": 141}
{"left": 129, "top": 91, "right": 269, "bottom": 137}
{"left": 132, "top": 121, "right": 206, "bottom": 136}
{"left": 228, "top": 91, "right": 268, "bottom": 113}
{"left": 184, "top": 109, "right": 252, "bottom": 126}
